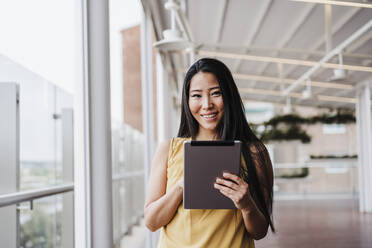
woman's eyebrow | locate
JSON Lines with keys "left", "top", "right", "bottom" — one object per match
{"left": 190, "top": 89, "right": 202, "bottom": 93}
{"left": 190, "top": 86, "right": 220, "bottom": 93}
{"left": 209, "top": 86, "right": 220, "bottom": 90}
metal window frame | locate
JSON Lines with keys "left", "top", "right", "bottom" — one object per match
{"left": 74, "top": 0, "right": 113, "bottom": 247}
{"left": 0, "top": 83, "right": 20, "bottom": 248}
{"left": 141, "top": 4, "right": 157, "bottom": 248}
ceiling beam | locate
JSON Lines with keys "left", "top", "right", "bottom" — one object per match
{"left": 281, "top": 20, "right": 372, "bottom": 96}
{"left": 314, "top": 88, "right": 356, "bottom": 108}
{"left": 346, "top": 30, "right": 372, "bottom": 53}
{"left": 299, "top": 29, "right": 372, "bottom": 103}
{"left": 256, "top": 5, "right": 360, "bottom": 94}
{"left": 234, "top": 73, "right": 353, "bottom": 90}
{"left": 312, "top": 76, "right": 371, "bottom": 109}
{"left": 197, "top": 49, "right": 372, "bottom": 72}
{"left": 239, "top": 87, "right": 357, "bottom": 104}
{"left": 231, "top": 0, "right": 273, "bottom": 73}
{"left": 280, "top": 7, "right": 361, "bottom": 81}
{"left": 201, "top": 43, "right": 372, "bottom": 60}
{"left": 242, "top": 97, "right": 351, "bottom": 110}
{"left": 289, "top": 0, "right": 372, "bottom": 9}
{"left": 282, "top": 7, "right": 368, "bottom": 105}
{"left": 251, "top": 3, "right": 316, "bottom": 88}
{"left": 307, "top": 30, "right": 372, "bottom": 88}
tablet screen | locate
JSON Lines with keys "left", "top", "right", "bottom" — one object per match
{"left": 183, "top": 140, "right": 242, "bottom": 209}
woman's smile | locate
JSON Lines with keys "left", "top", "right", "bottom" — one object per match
{"left": 201, "top": 112, "right": 218, "bottom": 120}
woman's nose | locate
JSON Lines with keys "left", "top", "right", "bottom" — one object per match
{"left": 202, "top": 96, "right": 212, "bottom": 109}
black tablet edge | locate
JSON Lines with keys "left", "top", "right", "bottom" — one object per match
{"left": 190, "top": 140, "right": 235, "bottom": 146}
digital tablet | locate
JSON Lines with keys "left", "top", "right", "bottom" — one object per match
{"left": 183, "top": 140, "right": 242, "bottom": 209}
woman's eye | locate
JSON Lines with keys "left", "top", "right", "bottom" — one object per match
{"left": 191, "top": 94, "right": 201, "bottom": 98}
{"left": 212, "top": 91, "right": 222, "bottom": 96}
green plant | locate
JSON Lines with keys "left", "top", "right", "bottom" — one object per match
{"left": 279, "top": 167, "right": 309, "bottom": 178}
{"left": 20, "top": 209, "right": 61, "bottom": 248}
{"left": 259, "top": 125, "right": 311, "bottom": 143}
{"left": 264, "top": 112, "right": 355, "bottom": 127}
{"left": 310, "top": 154, "right": 357, "bottom": 159}
{"left": 265, "top": 114, "right": 307, "bottom": 127}
{"left": 251, "top": 110, "right": 355, "bottom": 144}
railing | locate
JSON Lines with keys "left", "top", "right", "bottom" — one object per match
{"left": 273, "top": 158, "right": 358, "bottom": 198}
{"left": 0, "top": 183, "right": 74, "bottom": 208}
{"left": 0, "top": 81, "right": 144, "bottom": 247}
{"left": 112, "top": 171, "right": 145, "bottom": 182}
{"left": 274, "top": 158, "right": 358, "bottom": 169}
{"left": 0, "top": 182, "right": 74, "bottom": 248}
{"left": 112, "top": 123, "right": 145, "bottom": 247}
{"left": 0, "top": 82, "right": 75, "bottom": 248}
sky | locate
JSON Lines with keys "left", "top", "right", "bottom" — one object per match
{"left": 0, "top": 0, "right": 142, "bottom": 121}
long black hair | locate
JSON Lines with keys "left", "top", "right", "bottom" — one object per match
{"left": 177, "top": 58, "right": 275, "bottom": 232}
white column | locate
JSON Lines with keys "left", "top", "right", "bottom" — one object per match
{"left": 156, "top": 54, "right": 182, "bottom": 141}
{"left": 156, "top": 54, "right": 172, "bottom": 143}
{"left": 356, "top": 79, "right": 372, "bottom": 213}
{"left": 74, "top": 0, "right": 113, "bottom": 247}
{"left": 0, "top": 83, "right": 19, "bottom": 248}
{"left": 141, "top": 5, "right": 157, "bottom": 248}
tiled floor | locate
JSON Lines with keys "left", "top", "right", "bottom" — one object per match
{"left": 122, "top": 199, "right": 372, "bottom": 248}
{"left": 255, "top": 199, "right": 372, "bottom": 248}
{"left": 120, "top": 219, "right": 146, "bottom": 248}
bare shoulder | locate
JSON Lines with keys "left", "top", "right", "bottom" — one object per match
{"left": 151, "top": 139, "right": 172, "bottom": 169}
{"left": 145, "top": 140, "right": 172, "bottom": 208}
{"left": 156, "top": 139, "right": 172, "bottom": 155}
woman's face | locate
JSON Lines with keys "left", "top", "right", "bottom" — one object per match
{"left": 188, "top": 72, "right": 224, "bottom": 135}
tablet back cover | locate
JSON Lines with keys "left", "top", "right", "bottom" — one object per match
{"left": 183, "top": 140, "right": 241, "bottom": 209}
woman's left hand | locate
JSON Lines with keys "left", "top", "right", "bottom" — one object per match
{"left": 214, "top": 172, "right": 253, "bottom": 211}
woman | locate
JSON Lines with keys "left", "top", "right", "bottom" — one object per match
{"left": 144, "top": 58, "right": 275, "bottom": 248}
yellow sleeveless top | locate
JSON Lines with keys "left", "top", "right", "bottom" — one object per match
{"left": 157, "top": 137, "right": 255, "bottom": 248}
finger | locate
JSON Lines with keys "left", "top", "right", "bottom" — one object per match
{"left": 219, "top": 183, "right": 246, "bottom": 201}
{"left": 214, "top": 183, "right": 236, "bottom": 194}
{"left": 214, "top": 183, "right": 230, "bottom": 192}
{"left": 215, "top": 183, "right": 239, "bottom": 201}
{"left": 222, "top": 172, "right": 246, "bottom": 186}
{"left": 215, "top": 177, "right": 239, "bottom": 190}
{"left": 218, "top": 188, "right": 230, "bottom": 198}
{"left": 219, "top": 188, "right": 238, "bottom": 203}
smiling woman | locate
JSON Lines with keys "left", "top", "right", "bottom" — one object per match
{"left": 144, "top": 58, "right": 275, "bottom": 248}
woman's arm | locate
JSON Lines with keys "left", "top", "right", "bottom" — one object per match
{"left": 214, "top": 172, "right": 268, "bottom": 240}
{"left": 144, "top": 140, "right": 184, "bottom": 232}
{"left": 214, "top": 143, "right": 273, "bottom": 240}
{"left": 240, "top": 191, "right": 269, "bottom": 240}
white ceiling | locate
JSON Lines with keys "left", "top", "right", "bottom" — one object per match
{"left": 143, "top": 0, "right": 372, "bottom": 110}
